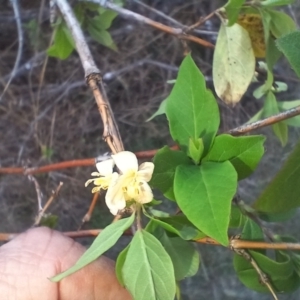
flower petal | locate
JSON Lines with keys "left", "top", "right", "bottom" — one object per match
{"left": 96, "top": 158, "right": 114, "bottom": 176}
{"left": 112, "top": 151, "right": 138, "bottom": 174}
{"left": 105, "top": 173, "right": 126, "bottom": 215}
{"left": 136, "top": 181, "right": 153, "bottom": 204}
{"left": 91, "top": 172, "right": 101, "bottom": 177}
{"left": 85, "top": 179, "right": 94, "bottom": 187}
{"left": 137, "top": 162, "right": 154, "bottom": 182}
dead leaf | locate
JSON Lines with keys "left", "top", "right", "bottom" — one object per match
{"left": 213, "top": 22, "right": 255, "bottom": 106}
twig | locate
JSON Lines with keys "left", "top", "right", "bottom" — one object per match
{"left": 133, "top": 0, "right": 183, "bottom": 27}
{"left": 85, "top": 0, "right": 214, "bottom": 48}
{"left": 103, "top": 58, "right": 178, "bottom": 81}
{"left": 230, "top": 239, "right": 300, "bottom": 250}
{"left": 2, "top": 103, "right": 300, "bottom": 175}
{"left": 34, "top": 182, "right": 63, "bottom": 226}
{"left": 80, "top": 192, "right": 99, "bottom": 227}
{"left": 0, "top": 146, "right": 179, "bottom": 175}
{"left": 228, "top": 105, "right": 300, "bottom": 136}
{"left": 185, "top": 10, "right": 216, "bottom": 33}
{"left": 2, "top": 102, "right": 300, "bottom": 173}
{"left": 0, "top": 228, "right": 132, "bottom": 241}
{"left": 2, "top": 226, "right": 300, "bottom": 253}
{"left": 55, "top": 0, "right": 124, "bottom": 154}
{"left": 233, "top": 248, "right": 278, "bottom": 300}
{"left": 3, "top": 52, "right": 46, "bottom": 81}
{"left": 234, "top": 198, "right": 275, "bottom": 242}
{"left": 132, "top": 0, "right": 217, "bottom": 36}
{"left": 28, "top": 174, "right": 43, "bottom": 212}
{"left": 0, "top": 0, "right": 23, "bottom": 101}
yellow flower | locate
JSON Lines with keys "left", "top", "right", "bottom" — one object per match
{"left": 85, "top": 151, "right": 154, "bottom": 215}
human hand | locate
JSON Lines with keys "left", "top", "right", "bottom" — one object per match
{"left": 0, "top": 227, "right": 132, "bottom": 300}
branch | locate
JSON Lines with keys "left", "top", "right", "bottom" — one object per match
{"left": 3, "top": 104, "right": 300, "bottom": 174}
{"left": 0, "top": 146, "right": 179, "bottom": 175}
{"left": 55, "top": 0, "right": 123, "bottom": 153}
{"left": 228, "top": 105, "right": 300, "bottom": 135}
{"left": 34, "top": 182, "right": 63, "bottom": 226}
{"left": 233, "top": 248, "right": 278, "bottom": 300}
{"left": 132, "top": 0, "right": 218, "bottom": 36}
{"left": 2, "top": 228, "right": 300, "bottom": 253}
{"left": 86, "top": 0, "right": 214, "bottom": 48}
{"left": 0, "top": 0, "right": 23, "bottom": 101}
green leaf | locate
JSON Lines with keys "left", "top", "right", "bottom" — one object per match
{"left": 225, "top": 0, "right": 246, "bottom": 26}
{"left": 159, "top": 233, "right": 200, "bottom": 281}
{"left": 166, "top": 54, "right": 219, "bottom": 151}
{"left": 149, "top": 209, "right": 170, "bottom": 218}
{"left": 41, "top": 145, "right": 54, "bottom": 159}
{"left": 174, "top": 162, "right": 237, "bottom": 246}
{"left": 276, "top": 31, "right": 300, "bottom": 78}
{"left": 252, "top": 69, "right": 274, "bottom": 98}
{"left": 47, "top": 25, "right": 74, "bottom": 60}
{"left": 258, "top": 9, "right": 281, "bottom": 70}
{"left": 88, "top": 22, "right": 117, "bottom": 51}
{"left": 254, "top": 140, "right": 300, "bottom": 213}
{"left": 229, "top": 205, "right": 247, "bottom": 228}
{"left": 234, "top": 250, "right": 300, "bottom": 293}
{"left": 258, "top": 209, "right": 296, "bottom": 222}
{"left": 39, "top": 214, "right": 58, "bottom": 228}
{"left": 278, "top": 100, "right": 300, "bottom": 127}
{"left": 151, "top": 215, "right": 205, "bottom": 240}
{"left": 268, "top": 10, "right": 296, "bottom": 38}
{"left": 94, "top": 10, "right": 118, "bottom": 30}
{"left": 261, "top": 0, "right": 295, "bottom": 6}
{"left": 264, "top": 91, "right": 288, "bottom": 146}
{"left": 253, "top": 85, "right": 267, "bottom": 99}
{"left": 246, "top": 108, "right": 263, "bottom": 123}
{"left": 150, "top": 146, "right": 192, "bottom": 201}
{"left": 73, "top": 3, "right": 86, "bottom": 25}
{"left": 188, "top": 138, "right": 204, "bottom": 164}
{"left": 213, "top": 22, "right": 255, "bottom": 106}
{"left": 116, "top": 245, "right": 129, "bottom": 286}
{"left": 147, "top": 99, "right": 167, "bottom": 121}
{"left": 241, "top": 218, "right": 264, "bottom": 241}
{"left": 50, "top": 214, "right": 135, "bottom": 281}
{"left": 122, "top": 230, "right": 176, "bottom": 300}
{"left": 203, "top": 134, "right": 265, "bottom": 180}
{"left": 266, "top": 34, "right": 282, "bottom": 70}
{"left": 263, "top": 91, "right": 278, "bottom": 119}
{"left": 272, "top": 121, "right": 288, "bottom": 146}
{"left": 273, "top": 81, "right": 288, "bottom": 93}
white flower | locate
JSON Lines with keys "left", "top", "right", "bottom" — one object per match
{"left": 85, "top": 158, "right": 115, "bottom": 193}
{"left": 85, "top": 151, "right": 154, "bottom": 215}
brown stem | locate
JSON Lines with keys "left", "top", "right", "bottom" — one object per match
{"left": 184, "top": 11, "right": 216, "bottom": 33}
{"left": 1, "top": 228, "right": 300, "bottom": 253}
{"left": 233, "top": 248, "right": 278, "bottom": 300}
{"left": 0, "top": 146, "right": 179, "bottom": 175}
{"left": 228, "top": 105, "right": 300, "bottom": 136}
{"left": 34, "top": 182, "right": 64, "bottom": 226}
{"left": 89, "top": 0, "right": 214, "bottom": 48}
{"left": 55, "top": 0, "right": 124, "bottom": 153}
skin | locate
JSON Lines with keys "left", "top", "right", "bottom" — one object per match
{"left": 0, "top": 227, "right": 132, "bottom": 300}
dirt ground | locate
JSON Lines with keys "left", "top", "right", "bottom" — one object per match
{"left": 1, "top": 0, "right": 300, "bottom": 299}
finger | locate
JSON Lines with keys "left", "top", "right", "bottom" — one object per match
{"left": 0, "top": 227, "right": 131, "bottom": 300}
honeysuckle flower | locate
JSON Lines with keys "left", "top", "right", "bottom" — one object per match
{"left": 85, "top": 158, "right": 116, "bottom": 193}
{"left": 85, "top": 151, "right": 154, "bottom": 215}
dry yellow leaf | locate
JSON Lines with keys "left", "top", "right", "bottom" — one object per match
{"left": 237, "top": 13, "right": 266, "bottom": 58}
{"left": 213, "top": 23, "right": 255, "bottom": 106}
